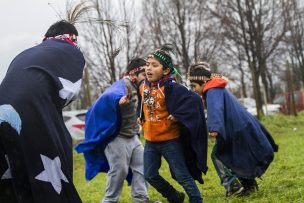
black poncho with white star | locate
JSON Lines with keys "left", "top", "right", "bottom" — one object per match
{"left": 0, "top": 39, "right": 85, "bottom": 203}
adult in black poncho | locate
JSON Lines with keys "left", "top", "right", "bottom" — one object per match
{"left": 0, "top": 20, "right": 85, "bottom": 203}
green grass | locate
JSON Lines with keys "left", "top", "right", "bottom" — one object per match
{"left": 73, "top": 113, "right": 304, "bottom": 203}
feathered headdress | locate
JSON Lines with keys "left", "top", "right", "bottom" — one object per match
{"left": 188, "top": 61, "right": 228, "bottom": 82}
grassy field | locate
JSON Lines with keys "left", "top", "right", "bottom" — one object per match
{"left": 73, "top": 113, "right": 304, "bottom": 203}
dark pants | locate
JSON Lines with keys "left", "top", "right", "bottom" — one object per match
{"left": 144, "top": 138, "right": 202, "bottom": 203}
{"left": 211, "top": 143, "right": 238, "bottom": 192}
{"left": 212, "top": 143, "right": 257, "bottom": 192}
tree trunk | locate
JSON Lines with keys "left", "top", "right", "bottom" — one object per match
{"left": 83, "top": 66, "right": 92, "bottom": 107}
{"left": 287, "top": 61, "right": 298, "bottom": 116}
{"left": 250, "top": 61, "right": 263, "bottom": 119}
{"left": 239, "top": 67, "right": 247, "bottom": 98}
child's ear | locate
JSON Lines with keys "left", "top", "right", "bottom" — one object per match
{"left": 163, "top": 68, "right": 171, "bottom": 76}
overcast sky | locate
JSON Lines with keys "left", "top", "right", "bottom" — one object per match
{"left": 0, "top": 0, "right": 66, "bottom": 82}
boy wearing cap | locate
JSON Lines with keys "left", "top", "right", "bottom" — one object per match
{"left": 76, "top": 58, "right": 151, "bottom": 203}
{"left": 188, "top": 62, "right": 278, "bottom": 197}
{"left": 138, "top": 45, "right": 208, "bottom": 203}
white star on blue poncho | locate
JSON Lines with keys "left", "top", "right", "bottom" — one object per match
{"left": 35, "top": 154, "right": 69, "bottom": 194}
{"left": 58, "top": 77, "right": 82, "bottom": 106}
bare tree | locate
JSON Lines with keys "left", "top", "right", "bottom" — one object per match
{"left": 62, "top": 0, "right": 95, "bottom": 109}
{"left": 142, "top": 0, "right": 168, "bottom": 49}
{"left": 119, "top": 0, "right": 146, "bottom": 64}
{"left": 61, "top": 0, "right": 126, "bottom": 107}
{"left": 284, "top": 0, "right": 304, "bottom": 89}
{"left": 142, "top": 0, "right": 223, "bottom": 75}
{"left": 210, "top": 0, "right": 289, "bottom": 118}
{"left": 78, "top": 0, "right": 126, "bottom": 100}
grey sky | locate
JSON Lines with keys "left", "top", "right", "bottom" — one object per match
{"left": 0, "top": 0, "right": 65, "bottom": 82}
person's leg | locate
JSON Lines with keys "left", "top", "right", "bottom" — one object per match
{"left": 0, "top": 134, "right": 17, "bottom": 203}
{"left": 129, "top": 136, "right": 149, "bottom": 203}
{"left": 161, "top": 139, "right": 202, "bottom": 203}
{"left": 238, "top": 178, "right": 258, "bottom": 196}
{"left": 144, "top": 141, "right": 180, "bottom": 201}
{"left": 102, "top": 137, "right": 129, "bottom": 203}
{"left": 211, "top": 143, "right": 243, "bottom": 197}
{"left": 0, "top": 124, "right": 32, "bottom": 203}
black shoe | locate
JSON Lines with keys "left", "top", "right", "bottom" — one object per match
{"left": 140, "top": 200, "right": 162, "bottom": 203}
{"left": 238, "top": 179, "right": 258, "bottom": 196}
{"left": 226, "top": 180, "right": 244, "bottom": 197}
{"left": 167, "top": 191, "right": 185, "bottom": 203}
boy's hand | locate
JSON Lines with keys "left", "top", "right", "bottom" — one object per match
{"left": 167, "top": 114, "right": 177, "bottom": 122}
{"left": 137, "top": 117, "right": 145, "bottom": 125}
{"left": 208, "top": 131, "right": 218, "bottom": 138}
{"left": 119, "top": 96, "right": 130, "bottom": 106}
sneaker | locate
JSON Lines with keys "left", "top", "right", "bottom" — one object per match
{"left": 238, "top": 179, "right": 258, "bottom": 196}
{"left": 226, "top": 180, "right": 244, "bottom": 197}
{"left": 140, "top": 200, "right": 162, "bottom": 203}
{"left": 167, "top": 191, "right": 185, "bottom": 203}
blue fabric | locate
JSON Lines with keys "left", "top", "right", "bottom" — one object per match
{"left": 144, "top": 139, "right": 202, "bottom": 202}
{"left": 75, "top": 79, "right": 126, "bottom": 181}
{"left": 0, "top": 104, "right": 21, "bottom": 135}
{"left": 206, "top": 88, "right": 278, "bottom": 179}
{"left": 165, "top": 82, "right": 208, "bottom": 176}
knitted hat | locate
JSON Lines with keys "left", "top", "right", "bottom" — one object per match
{"left": 148, "top": 44, "right": 176, "bottom": 74}
{"left": 188, "top": 62, "right": 212, "bottom": 82}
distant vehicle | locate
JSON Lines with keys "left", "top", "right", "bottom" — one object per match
{"left": 239, "top": 98, "right": 280, "bottom": 116}
{"left": 63, "top": 110, "right": 87, "bottom": 140}
{"left": 273, "top": 90, "right": 304, "bottom": 114}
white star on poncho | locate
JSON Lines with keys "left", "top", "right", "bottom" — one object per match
{"left": 1, "top": 155, "right": 12, "bottom": 180}
{"left": 58, "top": 77, "right": 82, "bottom": 105}
{"left": 35, "top": 155, "right": 69, "bottom": 194}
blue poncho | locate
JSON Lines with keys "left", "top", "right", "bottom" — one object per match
{"left": 75, "top": 80, "right": 133, "bottom": 182}
{"left": 0, "top": 39, "right": 85, "bottom": 202}
{"left": 206, "top": 87, "right": 278, "bottom": 179}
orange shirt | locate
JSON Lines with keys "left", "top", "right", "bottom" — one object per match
{"left": 139, "top": 84, "right": 180, "bottom": 142}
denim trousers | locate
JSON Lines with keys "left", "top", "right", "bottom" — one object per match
{"left": 144, "top": 138, "right": 202, "bottom": 203}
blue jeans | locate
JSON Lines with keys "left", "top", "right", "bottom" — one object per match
{"left": 144, "top": 138, "right": 202, "bottom": 203}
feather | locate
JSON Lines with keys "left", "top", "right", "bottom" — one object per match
{"left": 158, "top": 43, "right": 176, "bottom": 56}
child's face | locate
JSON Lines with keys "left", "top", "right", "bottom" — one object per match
{"left": 146, "top": 57, "right": 170, "bottom": 82}
{"left": 190, "top": 82, "right": 204, "bottom": 94}
{"left": 134, "top": 71, "right": 146, "bottom": 85}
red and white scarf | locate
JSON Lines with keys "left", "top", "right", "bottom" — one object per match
{"left": 124, "top": 66, "right": 145, "bottom": 83}
{"left": 43, "top": 34, "right": 79, "bottom": 49}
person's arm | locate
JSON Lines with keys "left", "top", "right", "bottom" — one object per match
{"left": 119, "top": 96, "right": 130, "bottom": 105}
{"left": 206, "top": 88, "right": 226, "bottom": 139}
{"left": 136, "top": 83, "right": 145, "bottom": 125}
{"left": 167, "top": 114, "right": 177, "bottom": 122}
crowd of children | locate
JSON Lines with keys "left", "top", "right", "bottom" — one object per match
{"left": 77, "top": 45, "right": 278, "bottom": 203}
{"left": 0, "top": 19, "right": 278, "bottom": 202}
